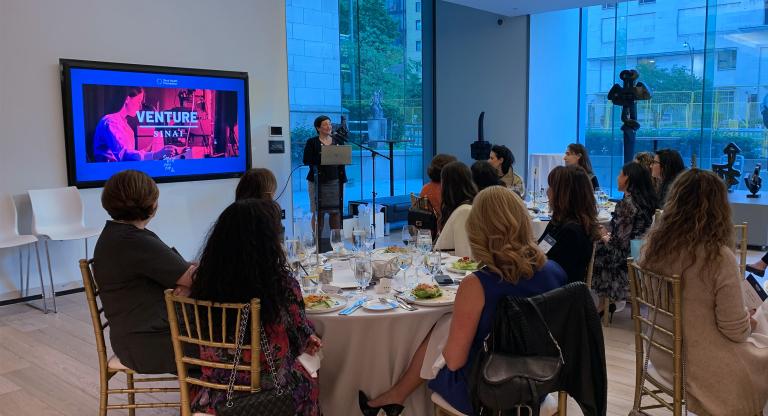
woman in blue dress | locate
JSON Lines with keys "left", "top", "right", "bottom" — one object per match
{"left": 359, "top": 186, "right": 567, "bottom": 416}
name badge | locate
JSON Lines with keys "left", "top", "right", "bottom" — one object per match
{"left": 538, "top": 234, "right": 556, "bottom": 254}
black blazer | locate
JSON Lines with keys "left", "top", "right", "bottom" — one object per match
{"left": 538, "top": 221, "right": 594, "bottom": 284}
{"left": 302, "top": 136, "right": 348, "bottom": 183}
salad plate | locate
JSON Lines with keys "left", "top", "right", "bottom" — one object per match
{"left": 303, "top": 294, "right": 347, "bottom": 314}
{"left": 446, "top": 257, "right": 480, "bottom": 274}
{"left": 407, "top": 284, "right": 457, "bottom": 306}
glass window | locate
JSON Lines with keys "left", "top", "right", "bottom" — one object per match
{"left": 716, "top": 49, "right": 737, "bottom": 71}
{"left": 603, "top": 3, "right": 617, "bottom": 9}
{"left": 639, "top": 0, "right": 656, "bottom": 4}
{"left": 285, "top": 0, "right": 425, "bottom": 221}
{"left": 574, "top": 0, "right": 768, "bottom": 197}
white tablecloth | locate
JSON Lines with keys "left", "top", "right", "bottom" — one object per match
{"left": 310, "top": 258, "right": 453, "bottom": 416}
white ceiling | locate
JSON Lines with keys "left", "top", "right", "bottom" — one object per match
{"left": 443, "top": 0, "right": 609, "bottom": 17}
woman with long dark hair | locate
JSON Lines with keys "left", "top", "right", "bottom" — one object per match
{"left": 652, "top": 148, "right": 686, "bottom": 208}
{"left": 539, "top": 166, "right": 601, "bottom": 284}
{"left": 418, "top": 154, "right": 457, "bottom": 218}
{"left": 640, "top": 169, "right": 768, "bottom": 415}
{"left": 434, "top": 161, "right": 477, "bottom": 257}
{"left": 563, "top": 143, "right": 599, "bottom": 189}
{"left": 591, "top": 162, "right": 657, "bottom": 318}
{"left": 488, "top": 144, "right": 525, "bottom": 196}
{"left": 189, "top": 199, "right": 322, "bottom": 415}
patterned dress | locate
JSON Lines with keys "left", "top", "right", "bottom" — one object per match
{"left": 189, "top": 278, "right": 321, "bottom": 415}
{"left": 591, "top": 195, "right": 653, "bottom": 301}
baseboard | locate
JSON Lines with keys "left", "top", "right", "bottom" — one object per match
{"left": 0, "top": 287, "right": 84, "bottom": 307}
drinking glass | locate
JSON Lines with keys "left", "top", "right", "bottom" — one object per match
{"left": 330, "top": 229, "right": 344, "bottom": 255}
{"left": 425, "top": 251, "right": 442, "bottom": 283}
{"left": 402, "top": 225, "right": 417, "bottom": 247}
{"left": 416, "top": 234, "right": 432, "bottom": 255}
{"left": 301, "top": 233, "right": 317, "bottom": 264}
{"left": 352, "top": 226, "right": 365, "bottom": 252}
{"left": 396, "top": 252, "right": 412, "bottom": 290}
{"left": 364, "top": 225, "right": 376, "bottom": 253}
{"left": 350, "top": 256, "right": 372, "bottom": 296}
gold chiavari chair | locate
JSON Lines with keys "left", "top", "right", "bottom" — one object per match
{"left": 78, "top": 259, "right": 179, "bottom": 416}
{"left": 164, "top": 290, "right": 261, "bottom": 416}
{"left": 734, "top": 222, "right": 748, "bottom": 275}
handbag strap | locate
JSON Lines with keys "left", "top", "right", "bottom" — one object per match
{"left": 224, "top": 303, "right": 289, "bottom": 408}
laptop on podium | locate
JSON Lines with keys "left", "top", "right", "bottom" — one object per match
{"left": 320, "top": 145, "right": 352, "bottom": 166}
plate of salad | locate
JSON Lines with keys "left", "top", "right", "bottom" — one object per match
{"left": 447, "top": 257, "right": 480, "bottom": 274}
{"left": 303, "top": 294, "right": 347, "bottom": 314}
{"left": 407, "top": 284, "right": 457, "bottom": 306}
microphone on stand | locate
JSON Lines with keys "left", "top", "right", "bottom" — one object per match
{"left": 332, "top": 115, "right": 349, "bottom": 144}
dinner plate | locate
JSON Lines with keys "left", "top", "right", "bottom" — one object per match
{"left": 304, "top": 295, "right": 348, "bottom": 314}
{"left": 362, "top": 298, "right": 399, "bottom": 311}
{"left": 446, "top": 266, "right": 477, "bottom": 274}
{"left": 407, "top": 288, "right": 457, "bottom": 306}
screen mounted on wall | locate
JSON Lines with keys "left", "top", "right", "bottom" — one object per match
{"left": 60, "top": 59, "right": 251, "bottom": 188}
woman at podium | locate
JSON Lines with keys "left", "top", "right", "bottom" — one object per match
{"left": 303, "top": 115, "right": 347, "bottom": 233}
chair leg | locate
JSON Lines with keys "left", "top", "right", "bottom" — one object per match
{"left": 602, "top": 297, "right": 611, "bottom": 327}
{"left": 99, "top": 370, "right": 109, "bottom": 416}
{"left": 30, "top": 241, "right": 49, "bottom": 314}
{"left": 43, "top": 240, "right": 57, "bottom": 313}
{"left": 557, "top": 391, "right": 567, "bottom": 415}
{"left": 126, "top": 372, "right": 136, "bottom": 416}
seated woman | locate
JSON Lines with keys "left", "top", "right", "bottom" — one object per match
{"left": 360, "top": 186, "right": 567, "bottom": 415}
{"left": 652, "top": 148, "right": 685, "bottom": 208}
{"left": 591, "top": 162, "right": 657, "bottom": 318}
{"left": 434, "top": 161, "right": 477, "bottom": 257}
{"left": 563, "top": 143, "right": 599, "bottom": 190}
{"left": 189, "top": 199, "right": 322, "bottom": 415}
{"left": 640, "top": 169, "right": 768, "bottom": 416}
{"left": 418, "top": 154, "right": 457, "bottom": 219}
{"left": 93, "top": 170, "right": 196, "bottom": 374}
{"left": 539, "top": 165, "right": 601, "bottom": 284}
{"left": 235, "top": 167, "right": 277, "bottom": 201}
{"left": 489, "top": 144, "right": 525, "bottom": 197}
{"left": 471, "top": 160, "right": 502, "bottom": 191}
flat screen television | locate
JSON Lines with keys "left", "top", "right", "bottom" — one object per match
{"left": 60, "top": 59, "right": 251, "bottom": 188}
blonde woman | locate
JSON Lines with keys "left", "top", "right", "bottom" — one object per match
{"left": 640, "top": 169, "right": 768, "bottom": 416}
{"left": 359, "top": 186, "right": 567, "bottom": 415}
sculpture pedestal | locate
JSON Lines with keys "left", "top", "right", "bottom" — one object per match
{"left": 367, "top": 118, "right": 388, "bottom": 142}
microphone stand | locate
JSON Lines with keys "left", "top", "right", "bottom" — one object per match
{"left": 343, "top": 139, "right": 391, "bottom": 242}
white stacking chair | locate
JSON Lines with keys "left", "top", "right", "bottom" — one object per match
{"left": 28, "top": 186, "right": 101, "bottom": 313}
{"left": 0, "top": 194, "right": 50, "bottom": 312}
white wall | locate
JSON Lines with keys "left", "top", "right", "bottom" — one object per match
{"left": 435, "top": 1, "right": 529, "bottom": 176}
{"left": 0, "top": 0, "right": 291, "bottom": 300}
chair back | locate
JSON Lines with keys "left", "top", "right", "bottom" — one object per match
{"left": 28, "top": 186, "right": 86, "bottom": 236}
{"left": 78, "top": 259, "right": 112, "bottom": 376}
{"left": 585, "top": 242, "right": 597, "bottom": 289}
{"left": 164, "top": 290, "right": 261, "bottom": 416}
{"left": 627, "top": 258, "right": 683, "bottom": 415}
{"left": 0, "top": 194, "right": 21, "bottom": 240}
{"left": 653, "top": 209, "right": 663, "bottom": 224}
{"left": 734, "top": 222, "right": 748, "bottom": 275}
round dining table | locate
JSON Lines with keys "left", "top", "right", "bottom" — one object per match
{"left": 307, "top": 254, "right": 463, "bottom": 416}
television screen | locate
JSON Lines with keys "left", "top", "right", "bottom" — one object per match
{"left": 60, "top": 59, "right": 251, "bottom": 188}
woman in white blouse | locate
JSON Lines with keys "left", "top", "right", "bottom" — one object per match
{"left": 434, "top": 161, "right": 477, "bottom": 257}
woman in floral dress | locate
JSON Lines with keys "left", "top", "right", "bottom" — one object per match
{"left": 189, "top": 199, "right": 322, "bottom": 415}
{"left": 591, "top": 162, "right": 657, "bottom": 316}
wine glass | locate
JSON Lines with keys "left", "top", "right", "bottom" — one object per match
{"left": 284, "top": 238, "right": 301, "bottom": 282}
{"left": 396, "top": 252, "right": 412, "bottom": 290}
{"left": 416, "top": 231, "right": 432, "bottom": 255}
{"left": 330, "top": 229, "right": 344, "bottom": 256}
{"left": 402, "top": 225, "right": 417, "bottom": 247}
{"left": 364, "top": 225, "right": 376, "bottom": 253}
{"left": 352, "top": 226, "right": 365, "bottom": 252}
{"left": 301, "top": 233, "right": 317, "bottom": 265}
{"left": 425, "top": 251, "right": 442, "bottom": 284}
{"left": 350, "top": 256, "right": 372, "bottom": 296}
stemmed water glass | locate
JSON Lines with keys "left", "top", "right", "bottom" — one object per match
{"left": 330, "top": 229, "right": 344, "bottom": 256}
{"left": 396, "top": 252, "right": 413, "bottom": 290}
{"left": 352, "top": 225, "right": 365, "bottom": 252}
{"left": 425, "top": 251, "right": 442, "bottom": 284}
{"left": 350, "top": 256, "right": 372, "bottom": 297}
{"left": 301, "top": 233, "right": 317, "bottom": 265}
{"left": 363, "top": 225, "right": 376, "bottom": 253}
{"left": 402, "top": 225, "right": 417, "bottom": 247}
{"left": 284, "top": 238, "right": 301, "bottom": 281}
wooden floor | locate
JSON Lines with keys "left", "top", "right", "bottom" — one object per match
{"left": 0, "top": 250, "right": 763, "bottom": 416}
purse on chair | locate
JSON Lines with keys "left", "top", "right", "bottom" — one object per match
{"left": 471, "top": 298, "right": 564, "bottom": 413}
{"left": 215, "top": 303, "right": 296, "bottom": 416}
{"left": 408, "top": 194, "right": 438, "bottom": 238}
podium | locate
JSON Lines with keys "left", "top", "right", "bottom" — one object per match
{"left": 311, "top": 145, "right": 352, "bottom": 254}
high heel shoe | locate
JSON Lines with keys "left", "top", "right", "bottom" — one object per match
{"left": 358, "top": 390, "right": 405, "bottom": 416}
{"left": 746, "top": 264, "right": 766, "bottom": 277}
{"left": 598, "top": 303, "right": 617, "bottom": 324}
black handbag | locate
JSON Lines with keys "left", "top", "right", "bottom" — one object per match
{"left": 408, "top": 195, "right": 437, "bottom": 238}
{"left": 471, "top": 297, "right": 564, "bottom": 413}
{"left": 215, "top": 303, "right": 296, "bottom": 416}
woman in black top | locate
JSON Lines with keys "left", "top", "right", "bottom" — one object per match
{"left": 93, "top": 170, "right": 195, "bottom": 374}
{"left": 652, "top": 148, "right": 685, "bottom": 208}
{"left": 538, "top": 165, "right": 601, "bottom": 284}
{"left": 563, "top": 143, "right": 599, "bottom": 190}
{"left": 302, "top": 115, "right": 347, "bottom": 233}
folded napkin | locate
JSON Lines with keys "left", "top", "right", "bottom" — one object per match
{"left": 298, "top": 351, "right": 323, "bottom": 378}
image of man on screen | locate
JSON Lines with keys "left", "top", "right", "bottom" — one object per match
{"left": 92, "top": 86, "right": 175, "bottom": 162}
